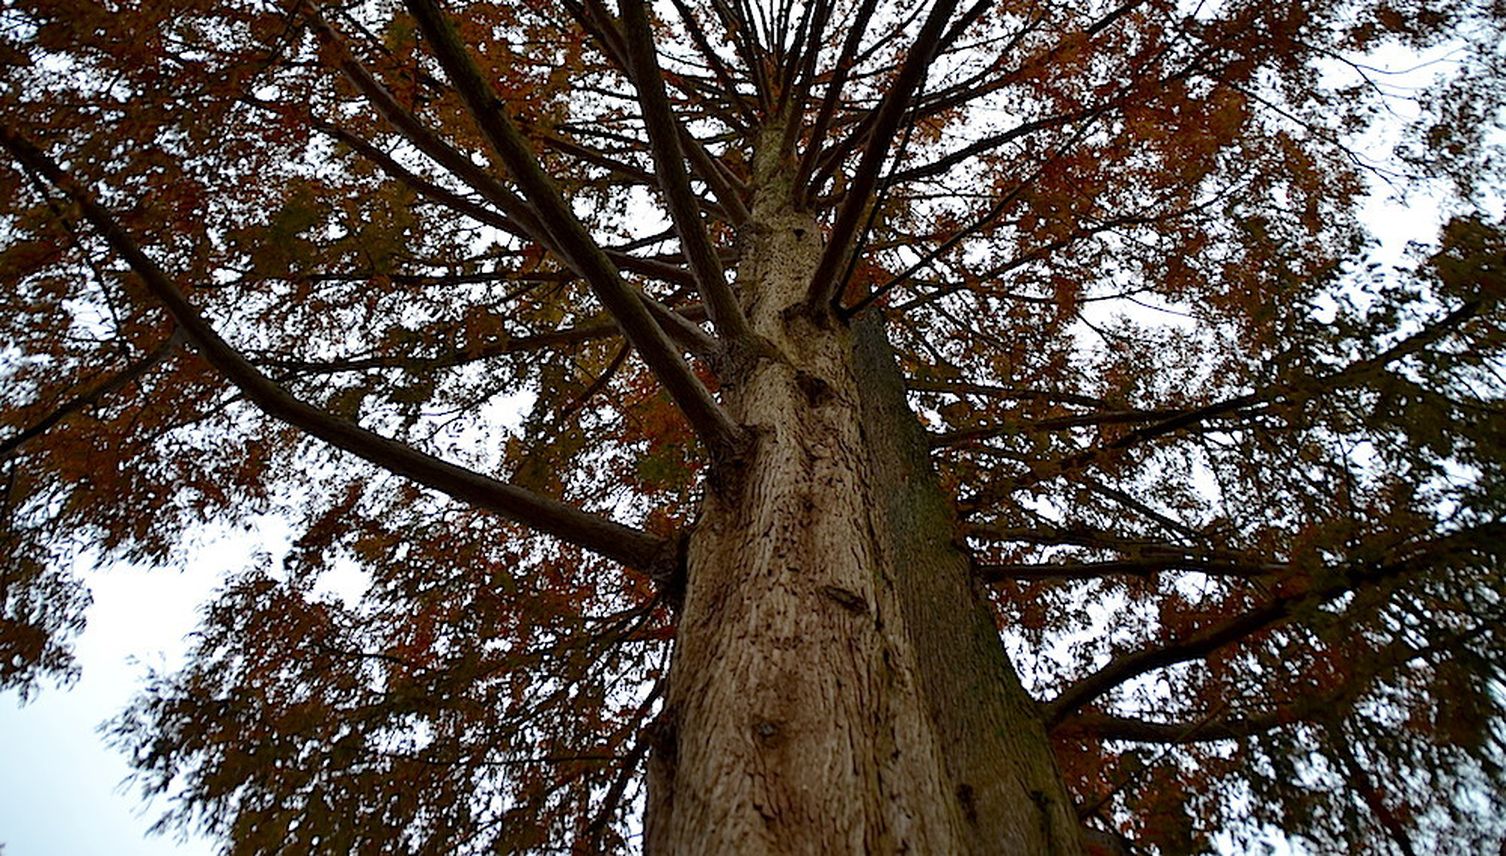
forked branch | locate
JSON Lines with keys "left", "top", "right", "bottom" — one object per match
{"left": 619, "top": 0, "right": 755, "bottom": 348}
{"left": 1040, "top": 521, "right": 1505, "bottom": 726}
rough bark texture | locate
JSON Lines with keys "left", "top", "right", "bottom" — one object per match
{"left": 850, "top": 309, "right": 1084, "bottom": 853}
{"left": 645, "top": 133, "right": 1083, "bottom": 854}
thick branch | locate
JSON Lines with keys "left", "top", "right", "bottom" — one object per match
{"left": 805, "top": 0, "right": 959, "bottom": 311}
{"left": 0, "top": 125, "right": 669, "bottom": 570}
{"left": 404, "top": 0, "right": 747, "bottom": 459}
{"left": 619, "top": 0, "right": 754, "bottom": 348}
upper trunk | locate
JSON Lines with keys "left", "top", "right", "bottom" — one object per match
{"left": 644, "top": 130, "right": 1082, "bottom": 854}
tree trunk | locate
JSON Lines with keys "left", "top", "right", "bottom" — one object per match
{"left": 644, "top": 135, "right": 1083, "bottom": 855}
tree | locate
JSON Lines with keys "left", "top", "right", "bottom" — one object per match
{"left": 1, "top": 0, "right": 1504, "bottom": 850}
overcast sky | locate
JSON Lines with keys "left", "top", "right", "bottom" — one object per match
{"left": 0, "top": 534, "right": 252, "bottom": 855}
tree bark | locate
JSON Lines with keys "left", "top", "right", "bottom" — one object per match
{"left": 644, "top": 132, "right": 1082, "bottom": 854}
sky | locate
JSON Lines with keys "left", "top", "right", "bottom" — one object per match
{"left": 0, "top": 537, "right": 245, "bottom": 855}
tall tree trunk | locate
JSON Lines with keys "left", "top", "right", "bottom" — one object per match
{"left": 644, "top": 134, "right": 1083, "bottom": 854}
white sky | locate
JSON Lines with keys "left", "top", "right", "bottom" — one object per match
{"left": 1, "top": 538, "right": 246, "bottom": 855}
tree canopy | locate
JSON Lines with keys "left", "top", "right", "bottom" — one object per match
{"left": 2, "top": 0, "right": 1505, "bottom": 851}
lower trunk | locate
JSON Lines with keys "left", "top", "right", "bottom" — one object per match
{"left": 644, "top": 155, "right": 1081, "bottom": 854}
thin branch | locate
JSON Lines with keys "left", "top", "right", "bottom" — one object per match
{"left": 568, "top": 0, "right": 753, "bottom": 222}
{"left": 976, "top": 557, "right": 1284, "bottom": 583}
{"left": 1328, "top": 719, "right": 1420, "bottom": 856}
{"left": 963, "top": 300, "right": 1486, "bottom": 511}
{"left": 260, "top": 302, "right": 713, "bottom": 377}
{"left": 1064, "top": 619, "right": 1495, "bottom": 745}
{"left": 306, "top": 29, "right": 697, "bottom": 290}
{"left": 929, "top": 408, "right": 1181, "bottom": 447}
{"left": 662, "top": 0, "right": 757, "bottom": 127}
{"left": 792, "top": 0, "right": 879, "bottom": 200}
{"left": 1040, "top": 521, "right": 1505, "bottom": 726}
{"left": 892, "top": 107, "right": 1093, "bottom": 183}
{"left": 906, "top": 377, "right": 1115, "bottom": 409}
{"left": 1064, "top": 708, "right": 1289, "bottom": 744}
{"left": 1, "top": 331, "right": 182, "bottom": 460}
{"left": 1073, "top": 474, "right": 1205, "bottom": 543}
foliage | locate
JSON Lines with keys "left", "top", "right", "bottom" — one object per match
{"left": 2, "top": 0, "right": 1505, "bottom": 851}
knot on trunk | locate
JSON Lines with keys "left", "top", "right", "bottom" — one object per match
{"left": 819, "top": 583, "right": 868, "bottom": 614}
{"left": 714, "top": 331, "right": 785, "bottom": 389}
{"left": 796, "top": 370, "right": 837, "bottom": 407}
